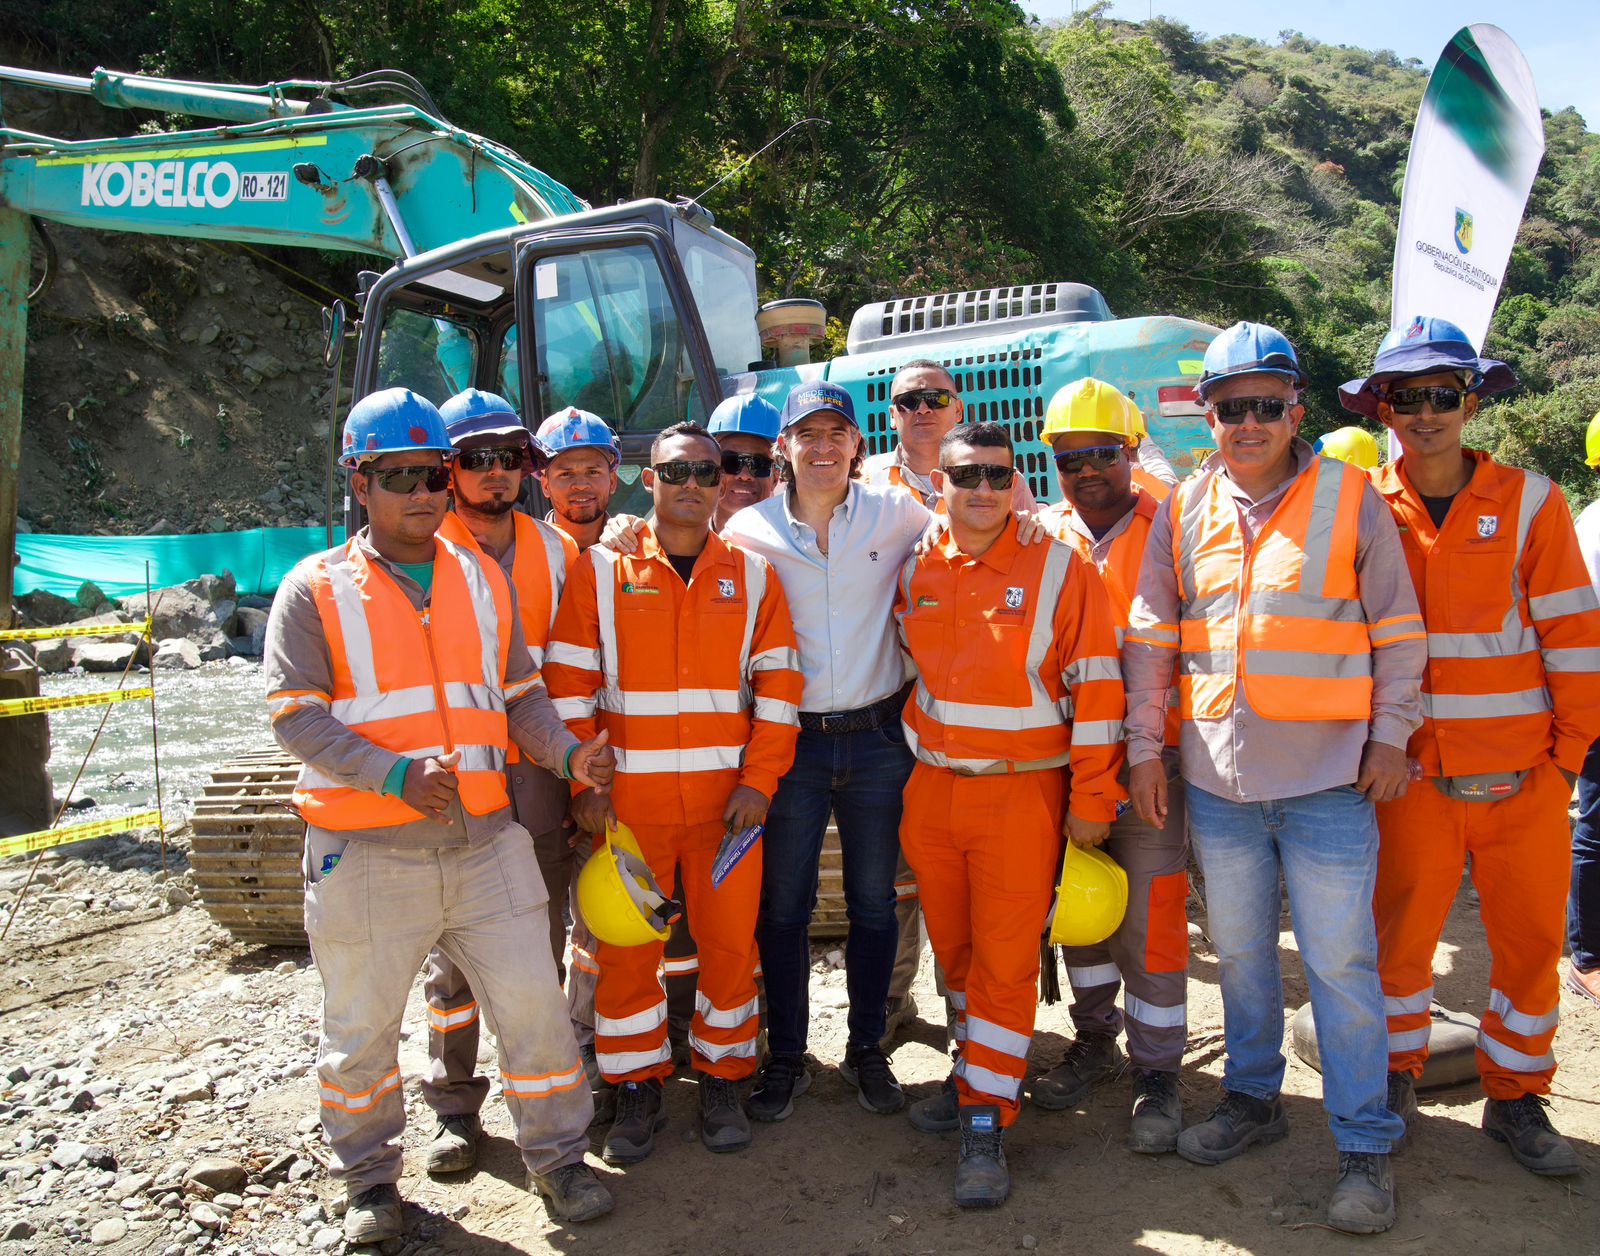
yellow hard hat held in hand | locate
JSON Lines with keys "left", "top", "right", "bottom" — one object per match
{"left": 576, "top": 820, "right": 681, "bottom": 946}
{"left": 1049, "top": 843, "right": 1129, "bottom": 947}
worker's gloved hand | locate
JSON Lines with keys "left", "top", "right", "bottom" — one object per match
{"left": 1356, "top": 739, "right": 1409, "bottom": 803}
{"left": 1128, "top": 758, "right": 1167, "bottom": 827}
{"left": 596, "top": 514, "right": 648, "bottom": 554}
{"left": 570, "top": 786, "right": 617, "bottom": 835}
{"left": 1064, "top": 810, "right": 1110, "bottom": 848}
{"left": 403, "top": 749, "right": 461, "bottom": 824}
{"left": 722, "top": 784, "right": 770, "bottom": 835}
{"left": 569, "top": 729, "right": 615, "bottom": 791}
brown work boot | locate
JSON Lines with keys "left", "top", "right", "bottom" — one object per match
{"left": 424, "top": 1113, "right": 481, "bottom": 1174}
{"left": 1482, "top": 1095, "right": 1580, "bottom": 1177}
{"left": 529, "top": 1161, "right": 614, "bottom": 1223}
{"left": 1030, "top": 1033, "right": 1123, "bottom": 1111}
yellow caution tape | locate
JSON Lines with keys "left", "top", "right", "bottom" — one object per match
{"left": 0, "top": 619, "right": 152, "bottom": 642}
{"left": 0, "top": 686, "right": 153, "bottom": 719}
{"left": 0, "top": 810, "right": 163, "bottom": 860}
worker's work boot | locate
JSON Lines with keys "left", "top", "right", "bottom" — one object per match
{"left": 953, "top": 1105, "right": 1010, "bottom": 1208}
{"left": 1030, "top": 1032, "right": 1124, "bottom": 1111}
{"left": 424, "top": 1113, "right": 481, "bottom": 1174}
{"left": 1175, "top": 1090, "right": 1289, "bottom": 1165}
{"left": 698, "top": 1073, "right": 752, "bottom": 1153}
{"left": 529, "top": 1161, "right": 614, "bottom": 1223}
{"left": 839, "top": 1043, "right": 906, "bottom": 1114}
{"left": 343, "top": 1183, "right": 404, "bottom": 1244}
{"left": 909, "top": 1074, "right": 960, "bottom": 1134}
{"left": 746, "top": 1052, "right": 812, "bottom": 1123}
{"left": 879, "top": 993, "right": 919, "bottom": 1050}
{"left": 578, "top": 1041, "right": 602, "bottom": 1089}
{"left": 1387, "top": 1071, "right": 1418, "bottom": 1154}
{"left": 1482, "top": 1095, "right": 1581, "bottom": 1176}
{"left": 1128, "top": 1068, "right": 1182, "bottom": 1154}
{"left": 601, "top": 1078, "right": 666, "bottom": 1165}
{"left": 1327, "top": 1152, "right": 1397, "bottom": 1234}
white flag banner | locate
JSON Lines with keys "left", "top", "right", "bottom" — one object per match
{"left": 1392, "top": 25, "right": 1544, "bottom": 352}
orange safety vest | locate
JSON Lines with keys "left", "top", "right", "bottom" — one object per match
{"left": 1170, "top": 456, "right": 1379, "bottom": 722}
{"left": 1372, "top": 451, "right": 1600, "bottom": 776}
{"left": 292, "top": 534, "right": 517, "bottom": 829}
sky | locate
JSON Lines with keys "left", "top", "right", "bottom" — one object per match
{"left": 1027, "top": 2, "right": 1599, "bottom": 129}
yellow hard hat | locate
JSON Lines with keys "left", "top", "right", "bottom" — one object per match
{"left": 1041, "top": 377, "right": 1144, "bottom": 444}
{"left": 576, "top": 820, "right": 680, "bottom": 946}
{"left": 1315, "top": 425, "right": 1381, "bottom": 470}
{"left": 1049, "top": 844, "right": 1129, "bottom": 947}
{"left": 1587, "top": 409, "right": 1600, "bottom": 469}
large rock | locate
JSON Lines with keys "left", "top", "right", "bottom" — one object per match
{"left": 75, "top": 580, "right": 115, "bottom": 614}
{"left": 235, "top": 606, "right": 269, "bottom": 655}
{"left": 152, "top": 638, "right": 202, "bottom": 670}
{"left": 14, "top": 588, "right": 79, "bottom": 626}
{"left": 183, "top": 1155, "right": 248, "bottom": 1194}
{"left": 77, "top": 642, "right": 143, "bottom": 673}
{"left": 33, "top": 638, "right": 74, "bottom": 673}
{"left": 120, "top": 575, "right": 238, "bottom": 649}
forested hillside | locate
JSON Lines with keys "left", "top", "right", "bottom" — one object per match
{"left": 13, "top": 1, "right": 1600, "bottom": 512}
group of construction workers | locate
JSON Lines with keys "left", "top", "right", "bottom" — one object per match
{"left": 263, "top": 309, "right": 1600, "bottom": 1244}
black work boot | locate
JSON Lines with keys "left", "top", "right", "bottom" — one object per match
{"left": 1482, "top": 1095, "right": 1580, "bottom": 1176}
{"left": 1030, "top": 1033, "right": 1124, "bottom": 1111}
{"left": 698, "top": 1073, "right": 752, "bottom": 1153}
{"left": 424, "top": 1113, "right": 482, "bottom": 1174}
{"left": 909, "top": 1073, "right": 960, "bottom": 1134}
{"left": 953, "top": 1105, "right": 1010, "bottom": 1208}
{"left": 1387, "top": 1071, "right": 1418, "bottom": 1154}
{"left": 746, "top": 1052, "right": 812, "bottom": 1123}
{"left": 601, "top": 1078, "right": 665, "bottom": 1165}
{"left": 1175, "top": 1090, "right": 1289, "bottom": 1165}
{"left": 1128, "top": 1068, "right": 1182, "bottom": 1154}
{"left": 1327, "top": 1152, "right": 1397, "bottom": 1234}
{"left": 839, "top": 1043, "right": 905, "bottom": 1114}
{"left": 529, "top": 1161, "right": 614, "bottom": 1223}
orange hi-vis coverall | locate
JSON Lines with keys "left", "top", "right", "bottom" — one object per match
{"left": 1371, "top": 451, "right": 1600, "bottom": 1098}
{"left": 894, "top": 520, "right": 1127, "bottom": 1124}
{"left": 1041, "top": 489, "right": 1189, "bottom": 1070}
{"left": 544, "top": 525, "right": 803, "bottom": 1084}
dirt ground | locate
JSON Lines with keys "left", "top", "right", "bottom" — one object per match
{"left": 1, "top": 829, "right": 1596, "bottom": 1256}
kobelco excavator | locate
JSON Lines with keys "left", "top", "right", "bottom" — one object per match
{"left": 0, "top": 63, "right": 1219, "bottom": 945}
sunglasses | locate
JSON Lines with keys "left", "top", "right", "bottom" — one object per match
{"left": 1384, "top": 385, "right": 1465, "bottom": 416}
{"left": 362, "top": 464, "right": 451, "bottom": 494}
{"left": 720, "top": 451, "right": 775, "bottom": 478}
{"left": 456, "top": 445, "right": 525, "bottom": 472}
{"left": 652, "top": 460, "right": 722, "bottom": 487}
{"left": 1053, "top": 445, "right": 1124, "bottom": 475}
{"left": 892, "top": 388, "right": 954, "bottom": 412}
{"left": 940, "top": 463, "right": 1016, "bottom": 491}
{"left": 1212, "top": 397, "right": 1290, "bottom": 424}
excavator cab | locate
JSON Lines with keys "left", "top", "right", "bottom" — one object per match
{"left": 352, "top": 198, "right": 759, "bottom": 525}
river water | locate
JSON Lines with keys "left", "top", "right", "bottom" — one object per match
{"left": 40, "top": 661, "right": 273, "bottom": 828}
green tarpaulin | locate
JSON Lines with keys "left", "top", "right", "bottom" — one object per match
{"left": 14, "top": 526, "right": 341, "bottom": 599}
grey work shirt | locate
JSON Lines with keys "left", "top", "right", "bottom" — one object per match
{"left": 1123, "top": 443, "right": 1426, "bottom": 803}
{"left": 263, "top": 528, "right": 578, "bottom": 847}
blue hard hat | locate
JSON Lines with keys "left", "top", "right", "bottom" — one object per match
{"left": 535, "top": 407, "right": 620, "bottom": 466}
{"left": 1337, "top": 315, "right": 1518, "bottom": 419}
{"left": 439, "top": 389, "right": 531, "bottom": 446}
{"left": 780, "top": 380, "right": 857, "bottom": 430}
{"left": 340, "top": 388, "right": 454, "bottom": 468}
{"left": 709, "top": 393, "right": 782, "bottom": 442}
{"left": 1197, "top": 322, "right": 1307, "bottom": 400}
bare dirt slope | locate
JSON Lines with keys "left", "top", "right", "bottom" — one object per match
{"left": 1, "top": 829, "right": 1595, "bottom": 1256}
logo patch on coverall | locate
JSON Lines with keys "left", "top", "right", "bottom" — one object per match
{"left": 1477, "top": 515, "right": 1498, "bottom": 538}
{"left": 621, "top": 582, "right": 659, "bottom": 595}
{"left": 1004, "top": 587, "right": 1025, "bottom": 610}
{"left": 717, "top": 578, "right": 737, "bottom": 599}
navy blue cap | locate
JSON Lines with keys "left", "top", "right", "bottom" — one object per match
{"left": 1338, "top": 315, "right": 1518, "bottom": 419}
{"left": 780, "top": 381, "right": 857, "bottom": 430}
{"left": 439, "top": 389, "right": 532, "bottom": 446}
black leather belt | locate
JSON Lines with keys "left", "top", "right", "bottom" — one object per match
{"left": 799, "top": 686, "right": 910, "bottom": 735}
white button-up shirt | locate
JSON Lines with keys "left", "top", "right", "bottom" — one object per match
{"left": 723, "top": 481, "right": 931, "bottom": 713}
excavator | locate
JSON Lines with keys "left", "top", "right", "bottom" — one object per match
{"left": 0, "top": 63, "right": 1219, "bottom": 946}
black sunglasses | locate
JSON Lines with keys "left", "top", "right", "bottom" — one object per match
{"left": 652, "top": 460, "right": 722, "bottom": 487}
{"left": 1054, "top": 445, "right": 1124, "bottom": 475}
{"left": 1384, "top": 385, "right": 1465, "bottom": 416}
{"left": 892, "top": 388, "right": 955, "bottom": 412}
{"left": 940, "top": 463, "right": 1016, "bottom": 491}
{"left": 720, "top": 451, "right": 775, "bottom": 478}
{"left": 456, "top": 445, "right": 526, "bottom": 472}
{"left": 1212, "top": 397, "right": 1290, "bottom": 424}
{"left": 366, "top": 464, "right": 451, "bottom": 494}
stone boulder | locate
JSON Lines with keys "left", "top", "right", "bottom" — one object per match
{"left": 152, "top": 638, "right": 202, "bottom": 670}
{"left": 33, "top": 638, "right": 73, "bottom": 673}
{"left": 14, "top": 588, "right": 79, "bottom": 626}
{"left": 77, "top": 642, "right": 143, "bottom": 673}
{"left": 64, "top": 612, "right": 146, "bottom": 650}
{"left": 75, "top": 581, "right": 115, "bottom": 615}
{"left": 121, "top": 573, "right": 238, "bottom": 651}
{"left": 235, "top": 606, "right": 269, "bottom": 656}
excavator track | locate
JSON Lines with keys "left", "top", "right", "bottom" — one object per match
{"left": 192, "top": 751, "right": 852, "bottom": 947}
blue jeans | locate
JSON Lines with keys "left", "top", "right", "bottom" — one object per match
{"left": 1570, "top": 736, "right": 1600, "bottom": 971}
{"left": 1187, "top": 782, "right": 1403, "bottom": 1153}
{"left": 758, "top": 721, "right": 913, "bottom": 1055}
